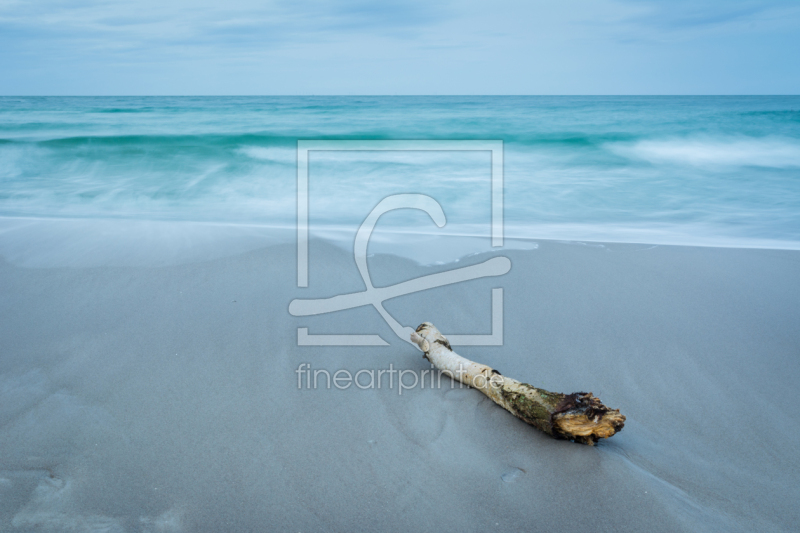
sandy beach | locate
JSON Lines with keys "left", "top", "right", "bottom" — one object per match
{"left": 2, "top": 0, "right": 799, "bottom": 525}
{"left": 1, "top": 225, "right": 798, "bottom": 532}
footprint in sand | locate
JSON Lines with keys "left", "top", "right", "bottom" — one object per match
{"left": 501, "top": 467, "right": 525, "bottom": 483}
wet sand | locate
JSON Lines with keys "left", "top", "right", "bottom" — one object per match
{"left": 1, "top": 233, "right": 799, "bottom": 532}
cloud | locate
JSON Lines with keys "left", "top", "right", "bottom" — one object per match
{"left": 617, "top": 0, "right": 800, "bottom": 34}
{"left": 0, "top": 0, "right": 798, "bottom": 94}
{"left": 0, "top": 0, "right": 450, "bottom": 56}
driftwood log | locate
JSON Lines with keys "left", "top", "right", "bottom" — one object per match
{"left": 411, "top": 322, "right": 625, "bottom": 445}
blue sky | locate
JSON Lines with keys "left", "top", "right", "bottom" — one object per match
{"left": 1, "top": 0, "right": 798, "bottom": 94}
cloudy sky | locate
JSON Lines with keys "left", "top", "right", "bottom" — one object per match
{"left": 1, "top": 0, "right": 798, "bottom": 94}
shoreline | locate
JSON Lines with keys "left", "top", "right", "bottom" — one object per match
{"left": 1, "top": 215, "right": 799, "bottom": 271}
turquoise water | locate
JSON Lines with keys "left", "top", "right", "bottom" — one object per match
{"left": 1, "top": 96, "right": 799, "bottom": 248}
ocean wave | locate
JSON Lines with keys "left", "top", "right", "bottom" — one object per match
{"left": 237, "top": 145, "right": 297, "bottom": 163}
{"left": 739, "top": 110, "right": 800, "bottom": 121}
{"left": 35, "top": 133, "right": 297, "bottom": 148}
{"left": 607, "top": 137, "right": 800, "bottom": 168}
{"left": 0, "top": 131, "right": 645, "bottom": 149}
{"left": 91, "top": 107, "right": 157, "bottom": 113}
{"left": 1, "top": 96, "right": 799, "bottom": 248}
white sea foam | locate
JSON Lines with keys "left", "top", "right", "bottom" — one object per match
{"left": 608, "top": 136, "right": 800, "bottom": 168}
{"left": 236, "top": 145, "right": 296, "bottom": 164}
{"left": 504, "top": 223, "right": 800, "bottom": 250}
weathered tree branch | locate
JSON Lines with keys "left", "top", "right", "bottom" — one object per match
{"left": 411, "top": 322, "right": 625, "bottom": 445}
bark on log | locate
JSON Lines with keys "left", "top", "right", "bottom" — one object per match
{"left": 411, "top": 322, "right": 625, "bottom": 445}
